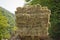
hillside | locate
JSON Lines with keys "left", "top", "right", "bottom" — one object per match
{"left": 0, "top": 7, "right": 15, "bottom": 31}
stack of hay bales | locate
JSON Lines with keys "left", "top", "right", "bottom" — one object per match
{"left": 15, "top": 4, "right": 51, "bottom": 40}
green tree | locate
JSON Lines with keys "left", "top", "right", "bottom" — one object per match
{"left": 0, "top": 7, "right": 15, "bottom": 35}
{"left": 25, "top": 0, "right": 60, "bottom": 40}
{"left": 49, "top": 22, "right": 60, "bottom": 40}
{"left": 0, "top": 10, "right": 10, "bottom": 40}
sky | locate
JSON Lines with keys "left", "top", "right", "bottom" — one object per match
{"left": 0, "top": 0, "right": 26, "bottom": 14}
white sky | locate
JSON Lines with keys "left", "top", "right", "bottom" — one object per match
{"left": 0, "top": 0, "right": 26, "bottom": 14}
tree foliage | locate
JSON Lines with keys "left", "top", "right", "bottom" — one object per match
{"left": 0, "top": 10, "right": 10, "bottom": 40}
{"left": 49, "top": 22, "right": 60, "bottom": 40}
{"left": 0, "top": 7, "right": 16, "bottom": 39}
{"left": 0, "top": 7, "right": 15, "bottom": 33}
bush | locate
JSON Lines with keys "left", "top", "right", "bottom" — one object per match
{"left": 49, "top": 22, "right": 60, "bottom": 40}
